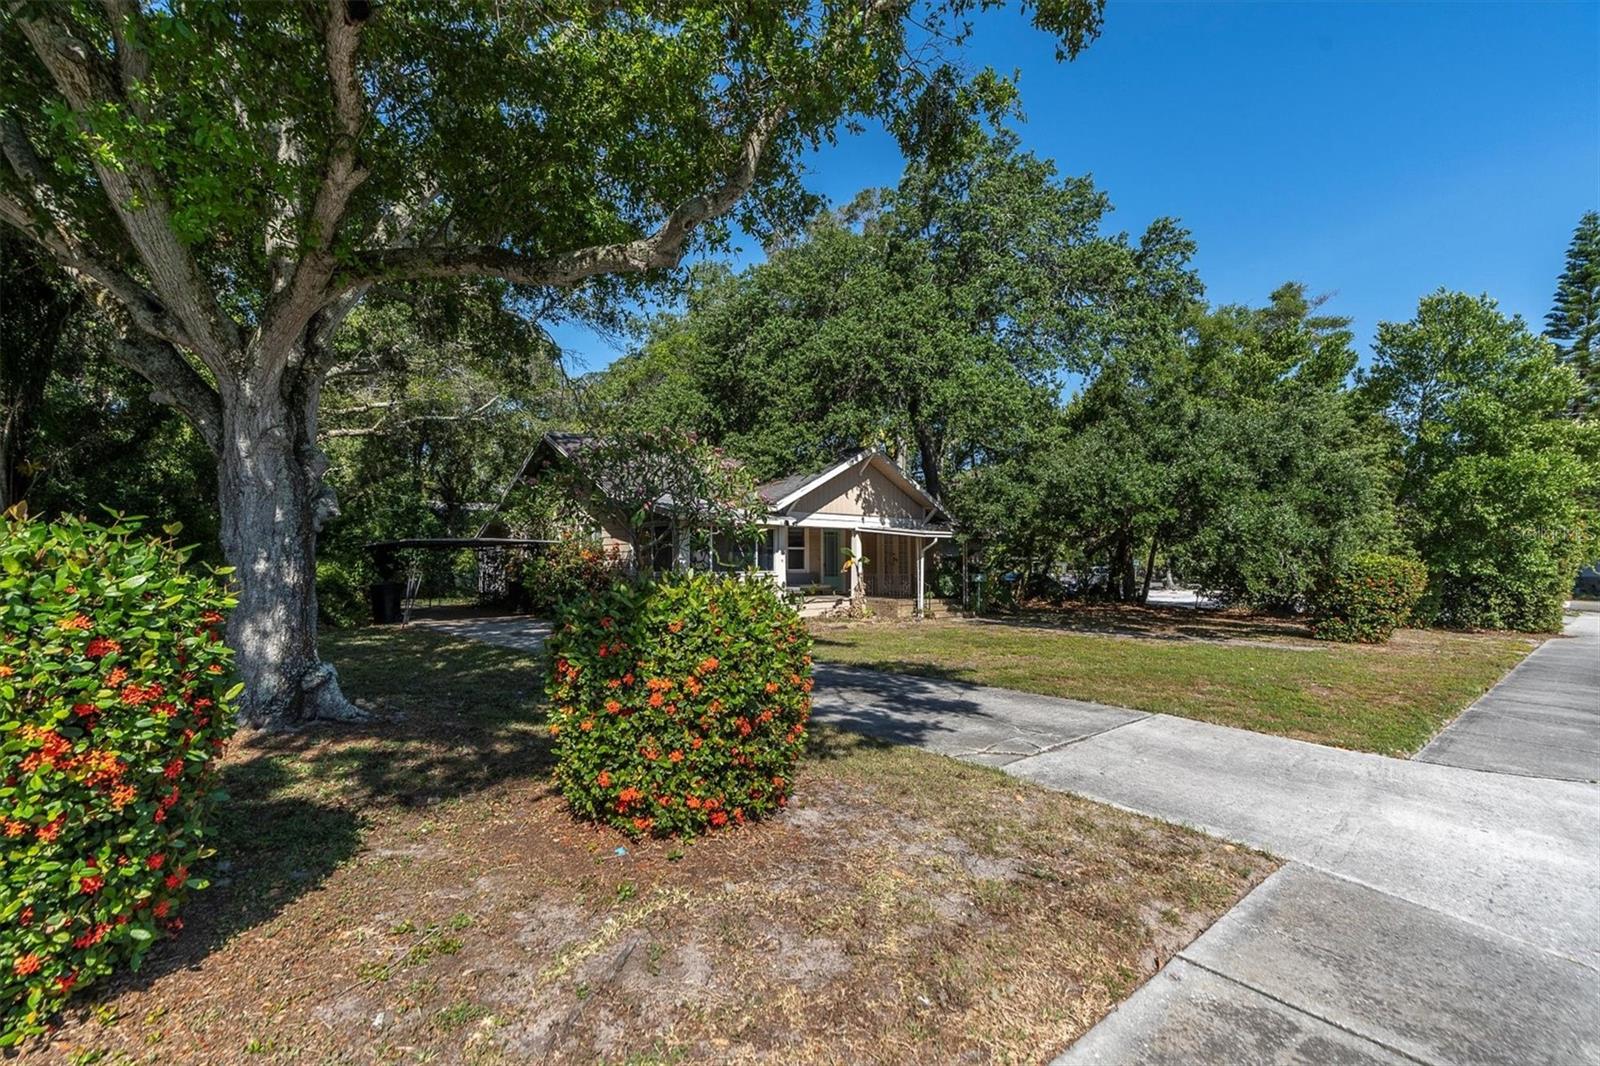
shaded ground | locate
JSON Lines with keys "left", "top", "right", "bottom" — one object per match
{"left": 33, "top": 627, "right": 1273, "bottom": 1065}
{"left": 811, "top": 610, "right": 1539, "bottom": 755}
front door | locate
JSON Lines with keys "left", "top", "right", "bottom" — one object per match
{"left": 821, "top": 530, "right": 842, "bottom": 591}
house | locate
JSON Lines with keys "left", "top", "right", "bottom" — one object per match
{"left": 482, "top": 432, "right": 956, "bottom": 615}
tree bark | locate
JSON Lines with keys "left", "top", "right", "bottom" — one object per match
{"left": 216, "top": 375, "right": 360, "bottom": 728}
{"left": 1113, "top": 532, "right": 1137, "bottom": 602}
{"left": 1139, "top": 534, "right": 1158, "bottom": 604}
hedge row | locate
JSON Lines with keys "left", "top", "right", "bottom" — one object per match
{"left": 0, "top": 516, "right": 238, "bottom": 1045}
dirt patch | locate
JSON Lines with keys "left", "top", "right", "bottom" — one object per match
{"left": 28, "top": 627, "right": 1274, "bottom": 1065}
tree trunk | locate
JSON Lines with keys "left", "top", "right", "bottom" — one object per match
{"left": 1139, "top": 535, "right": 1158, "bottom": 604}
{"left": 217, "top": 380, "right": 360, "bottom": 729}
{"left": 1113, "top": 533, "right": 1137, "bottom": 602}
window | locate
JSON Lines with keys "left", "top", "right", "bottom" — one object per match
{"left": 787, "top": 528, "right": 806, "bottom": 571}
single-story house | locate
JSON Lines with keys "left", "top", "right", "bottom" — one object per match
{"left": 481, "top": 432, "right": 956, "bottom": 613}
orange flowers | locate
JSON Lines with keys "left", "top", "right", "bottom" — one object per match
{"left": 604, "top": 698, "right": 623, "bottom": 714}
{"left": 696, "top": 656, "right": 719, "bottom": 674}
{"left": 120, "top": 681, "right": 164, "bottom": 706}
{"left": 84, "top": 637, "right": 121, "bottom": 658}
{"left": 668, "top": 750, "right": 684, "bottom": 763}
{"left": 79, "top": 874, "right": 104, "bottom": 895}
{"left": 579, "top": 719, "right": 594, "bottom": 732}
{"left": 764, "top": 681, "right": 779, "bottom": 695}
{"left": 12, "top": 954, "right": 42, "bottom": 977}
{"left": 648, "top": 692, "right": 665, "bottom": 709}
{"left": 597, "top": 771, "right": 612, "bottom": 788}
{"left": 0, "top": 664, "right": 13, "bottom": 678}
{"left": 59, "top": 614, "right": 92, "bottom": 631}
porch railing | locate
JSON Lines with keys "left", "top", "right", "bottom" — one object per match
{"left": 863, "top": 571, "right": 917, "bottom": 598}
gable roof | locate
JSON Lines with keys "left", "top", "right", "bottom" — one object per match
{"left": 484, "top": 434, "right": 951, "bottom": 537}
{"left": 758, "top": 449, "right": 948, "bottom": 521}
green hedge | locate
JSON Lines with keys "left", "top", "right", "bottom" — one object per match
{"left": 1311, "top": 553, "right": 1427, "bottom": 643}
{"left": 545, "top": 571, "right": 812, "bottom": 837}
{"left": 0, "top": 515, "right": 238, "bottom": 1045}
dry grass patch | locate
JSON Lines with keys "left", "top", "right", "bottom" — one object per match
{"left": 29, "top": 627, "right": 1271, "bottom": 1066}
{"left": 813, "top": 610, "right": 1540, "bottom": 755}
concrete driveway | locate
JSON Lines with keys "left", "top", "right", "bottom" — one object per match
{"left": 411, "top": 610, "right": 1600, "bottom": 1064}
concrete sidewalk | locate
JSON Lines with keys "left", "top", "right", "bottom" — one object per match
{"left": 1416, "top": 611, "right": 1600, "bottom": 782}
{"left": 810, "top": 624, "right": 1600, "bottom": 1064}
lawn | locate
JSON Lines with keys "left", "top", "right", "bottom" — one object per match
{"left": 36, "top": 627, "right": 1273, "bottom": 1065}
{"left": 811, "top": 607, "right": 1541, "bottom": 755}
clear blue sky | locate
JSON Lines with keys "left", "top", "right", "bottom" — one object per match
{"left": 552, "top": 0, "right": 1600, "bottom": 373}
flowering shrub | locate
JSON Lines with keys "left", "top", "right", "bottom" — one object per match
{"left": 0, "top": 514, "right": 238, "bottom": 1045}
{"left": 1311, "top": 553, "right": 1427, "bottom": 643}
{"left": 546, "top": 570, "right": 812, "bottom": 837}
{"left": 522, "top": 537, "right": 622, "bottom": 617}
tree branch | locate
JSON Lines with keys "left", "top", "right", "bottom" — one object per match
{"left": 340, "top": 105, "right": 784, "bottom": 292}
{"left": 16, "top": 11, "right": 243, "bottom": 367}
{"left": 99, "top": 0, "right": 151, "bottom": 120}
{"left": 253, "top": 0, "right": 372, "bottom": 368}
{"left": 0, "top": 148, "right": 190, "bottom": 350}
{"left": 321, "top": 394, "right": 502, "bottom": 439}
{"left": 108, "top": 334, "right": 225, "bottom": 456}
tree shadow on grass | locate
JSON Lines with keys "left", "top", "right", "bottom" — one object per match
{"left": 65, "top": 627, "right": 553, "bottom": 1009}
{"left": 65, "top": 756, "right": 363, "bottom": 1007}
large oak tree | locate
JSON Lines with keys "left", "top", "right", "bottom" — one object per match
{"left": 1, "top": 0, "right": 1103, "bottom": 727}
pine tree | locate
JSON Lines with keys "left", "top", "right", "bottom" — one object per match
{"left": 1546, "top": 211, "right": 1600, "bottom": 414}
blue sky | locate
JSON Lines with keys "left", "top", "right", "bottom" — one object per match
{"left": 552, "top": 0, "right": 1600, "bottom": 373}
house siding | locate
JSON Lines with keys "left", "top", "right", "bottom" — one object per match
{"left": 790, "top": 464, "right": 925, "bottom": 524}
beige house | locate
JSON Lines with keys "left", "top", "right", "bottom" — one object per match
{"left": 753, "top": 450, "right": 954, "bottom": 612}
{"left": 487, "top": 434, "right": 955, "bottom": 613}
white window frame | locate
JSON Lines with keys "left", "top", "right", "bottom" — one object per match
{"left": 787, "top": 527, "right": 808, "bottom": 571}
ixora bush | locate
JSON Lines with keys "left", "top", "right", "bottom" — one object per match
{"left": 522, "top": 538, "right": 624, "bottom": 617}
{"left": 1310, "top": 553, "right": 1427, "bottom": 644}
{"left": 0, "top": 514, "right": 238, "bottom": 1045}
{"left": 546, "top": 571, "right": 813, "bottom": 837}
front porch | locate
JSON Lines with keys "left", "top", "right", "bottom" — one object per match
{"left": 770, "top": 523, "right": 952, "bottom": 613}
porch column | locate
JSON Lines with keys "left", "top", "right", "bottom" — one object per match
{"left": 915, "top": 536, "right": 926, "bottom": 612}
{"left": 674, "top": 524, "right": 691, "bottom": 570}
{"left": 849, "top": 529, "right": 863, "bottom": 602}
{"left": 771, "top": 526, "right": 787, "bottom": 590}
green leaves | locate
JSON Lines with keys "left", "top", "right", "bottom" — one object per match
{"left": 546, "top": 570, "right": 812, "bottom": 839}
{"left": 0, "top": 512, "right": 238, "bottom": 1045}
{"left": 1364, "top": 291, "right": 1600, "bottom": 630}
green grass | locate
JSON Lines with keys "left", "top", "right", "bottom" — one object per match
{"left": 812, "top": 616, "right": 1539, "bottom": 755}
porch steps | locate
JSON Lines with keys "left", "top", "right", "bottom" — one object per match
{"left": 797, "top": 595, "right": 852, "bottom": 620}
{"left": 798, "top": 595, "right": 966, "bottom": 620}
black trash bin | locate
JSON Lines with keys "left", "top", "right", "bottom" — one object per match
{"left": 369, "top": 581, "right": 404, "bottom": 624}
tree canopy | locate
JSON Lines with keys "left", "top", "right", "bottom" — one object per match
{"left": 1363, "top": 291, "right": 1600, "bottom": 630}
{"left": 0, "top": 0, "right": 1106, "bottom": 726}
{"left": 1546, "top": 210, "right": 1600, "bottom": 414}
